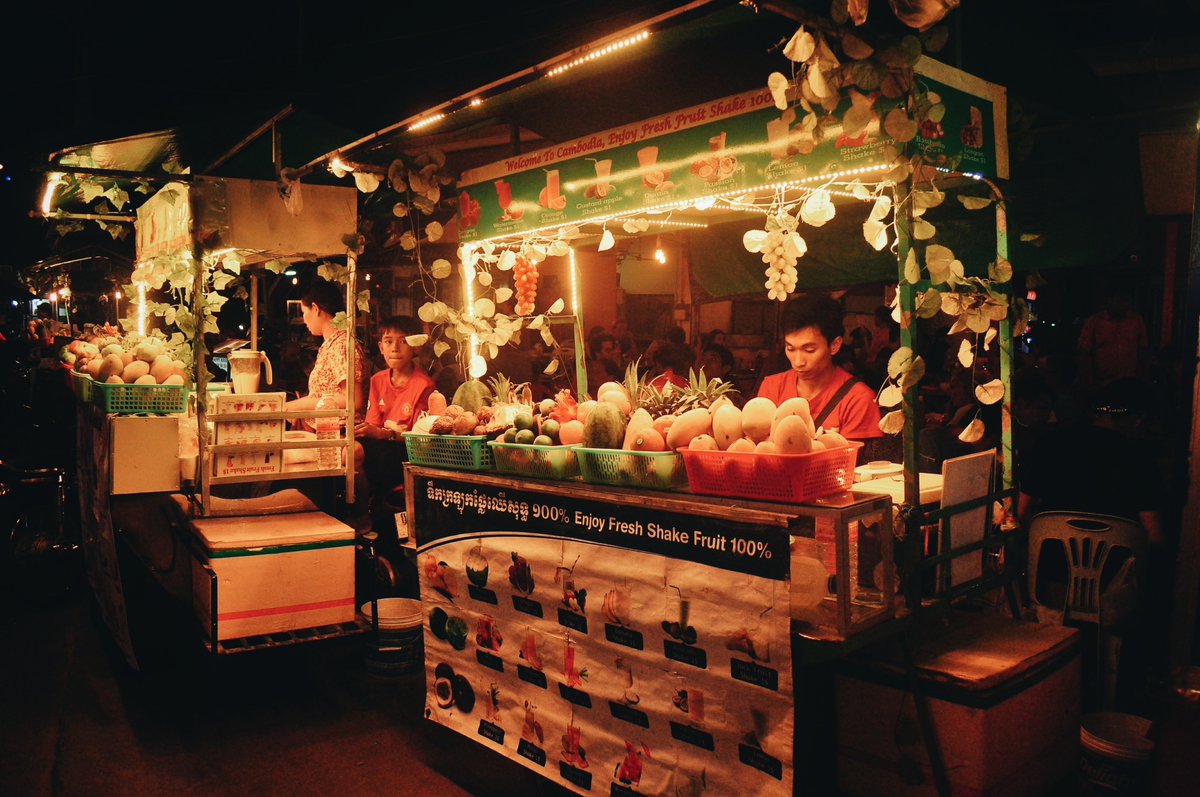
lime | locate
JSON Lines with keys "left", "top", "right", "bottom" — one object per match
{"left": 515, "top": 429, "right": 536, "bottom": 445}
{"left": 503, "top": 427, "right": 518, "bottom": 443}
{"left": 514, "top": 412, "right": 535, "bottom": 431}
{"left": 539, "top": 398, "right": 556, "bottom": 416}
{"left": 540, "top": 418, "right": 560, "bottom": 439}
{"left": 533, "top": 434, "right": 553, "bottom": 447}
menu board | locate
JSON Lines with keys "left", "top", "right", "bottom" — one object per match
{"left": 456, "top": 57, "right": 1005, "bottom": 242}
{"left": 412, "top": 475, "right": 794, "bottom": 797}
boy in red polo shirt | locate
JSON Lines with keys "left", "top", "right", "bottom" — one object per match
{"left": 356, "top": 316, "right": 435, "bottom": 442}
{"left": 355, "top": 316, "right": 435, "bottom": 553}
{"left": 757, "top": 294, "right": 882, "bottom": 442}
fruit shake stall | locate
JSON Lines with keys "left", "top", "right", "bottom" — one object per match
{"left": 393, "top": 52, "right": 1018, "bottom": 797}
{"left": 50, "top": 164, "right": 364, "bottom": 666}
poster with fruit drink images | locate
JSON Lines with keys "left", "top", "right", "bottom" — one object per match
{"left": 455, "top": 57, "right": 1005, "bottom": 242}
{"left": 414, "top": 474, "right": 794, "bottom": 797}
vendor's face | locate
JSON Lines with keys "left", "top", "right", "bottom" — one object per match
{"left": 378, "top": 329, "right": 415, "bottom": 371}
{"left": 300, "top": 301, "right": 324, "bottom": 335}
{"left": 784, "top": 326, "right": 840, "bottom": 380}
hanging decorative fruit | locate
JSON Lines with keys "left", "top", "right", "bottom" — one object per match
{"left": 513, "top": 256, "right": 539, "bottom": 315}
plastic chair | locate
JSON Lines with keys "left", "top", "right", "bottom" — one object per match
{"left": 1027, "top": 511, "right": 1147, "bottom": 709}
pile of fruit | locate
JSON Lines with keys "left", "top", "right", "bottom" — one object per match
{"left": 578, "top": 361, "right": 739, "bottom": 453}
{"left": 411, "top": 378, "right": 508, "bottom": 437}
{"left": 63, "top": 333, "right": 188, "bottom": 387}
{"left": 677, "top": 395, "right": 850, "bottom": 455}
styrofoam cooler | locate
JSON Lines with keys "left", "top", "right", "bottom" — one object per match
{"left": 189, "top": 510, "right": 356, "bottom": 641}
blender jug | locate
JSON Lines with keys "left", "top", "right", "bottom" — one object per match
{"left": 228, "top": 350, "right": 273, "bottom": 394}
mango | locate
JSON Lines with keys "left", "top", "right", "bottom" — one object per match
{"left": 773, "top": 397, "right": 816, "bottom": 438}
{"left": 687, "top": 434, "right": 718, "bottom": 451}
{"left": 815, "top": 431, "right": 849, "bottom": 450}
{"left": 149, "top": 355, "right": 174, "bottom": 384}
{"left": 162, "top": 374, "right": 185, "bottom": 386}
{"left": 134, "top": 374, "right": 157, "bottom": 385}
{"left": 772, "top": 415, "right": 813, "bottom": 455}
{"left": 711, "top": 404, "right": 743, "bottom": 450}
{"left": 96, "top": 353, "right": 125, "bottom": 382}
{"left": 666, "top": 407, "right": 712, "bottom": 450}
{"left": 105, "top": 375, "right": 123, "bottom": 384}
{"left": 727, "top": 437, "right": 756, "bottom": 453}
{"left": 755, "top": 440, "right": 778, "bottom": 454}
{"left": 558, "top": 419, "right": 585, "bottom": 446}
{"left": 741, "top": 397, "right": 777, "bottom": 443}
{"left": 576, "top": 400, "right": 597, "bottom": 427}
{"left": 122, "top": 360, "right": 151, "bottom": 383}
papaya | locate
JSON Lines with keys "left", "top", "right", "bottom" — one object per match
{"left": 665, "top": 407, "right": 712, "bottom": 450}
{"left": 427, "top": 390, "right": 448, "bottom": 415}
{"left": 622, "top": 408, "right": 654, "bottom": 450}
{"left": 583, "top": 401, "right": 627, "bottom": 449}
{"left": 629, "top": 428, "right": 666, "bottom": 452}
{"left": 451, "top": 380, "right": 492, "bottom": 413}
{"left": 741, "top": 397, "right": 777, "bottom": 443}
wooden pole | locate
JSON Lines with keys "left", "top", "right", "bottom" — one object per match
{"left": 250, "top": 273, "right": 259, "bottom": 351}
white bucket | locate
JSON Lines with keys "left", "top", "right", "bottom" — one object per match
{"left": 361, "top": 598, "right": 424, "bottom": 677}
{"left": 1079, "top": 712, "right": 1155, "bottom": 795}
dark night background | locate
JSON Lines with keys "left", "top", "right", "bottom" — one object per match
{"left": 1, "top": 0, "right": 1198, "bottom": 272}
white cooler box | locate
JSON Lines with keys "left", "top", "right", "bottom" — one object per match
{"left": 189, "top": 510, "right": 356, "bottom": 641}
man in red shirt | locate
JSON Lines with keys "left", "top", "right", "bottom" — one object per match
{"left": 757, "top": 294, "right": 882, "bottom": 442}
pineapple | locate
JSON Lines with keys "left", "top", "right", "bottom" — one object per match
{"left": 629, "top": 359, "right": 739, "bottom": 418}
{"left": 485, "top": 372, "right": 531, "bottom": 431}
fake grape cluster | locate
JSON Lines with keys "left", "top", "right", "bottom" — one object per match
{"left": 761, "top": 229, "right": 802, "bottom": 302}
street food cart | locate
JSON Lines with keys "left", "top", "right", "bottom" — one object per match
{"left": 290, "top": 2, "right": 1070, "bottom": 794}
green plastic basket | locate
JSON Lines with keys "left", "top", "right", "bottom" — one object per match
{"left": 576, "top": 447, "right": 687, "bottom": 491}
{"left": 70, "top": 371, "right": 94, "bottom": 403}
{"left": 488, "top": 441, "right": 580, "bottom": 480}
{"left": 403, "top": 432, "right": 494, "bottom": 471}
{"left": 91, "top": 380, "right": 188, "bottom": 415}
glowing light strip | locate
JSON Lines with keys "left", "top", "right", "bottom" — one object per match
{"left": 568, "top": 246, "right": 580, "bottom": 317}
{"left": 644, "top": 219, "right": 709, "bottom": 229}
{"left": 474, "top": 165, "right": 891, "bottom": 244}
{"left": 408, "top": 113, "right": 446, "bottom": 132}
{"left": 460, "top": 245, "right": 479, "bottom": 365}
{"left": 137, "top": 284, "right": 147, "bottom": 336}
{"left": 547, "top": 31, "right": 650, "bottom": 77}
{"left": 40, "top": 173, "right": 64, "bottom": 215}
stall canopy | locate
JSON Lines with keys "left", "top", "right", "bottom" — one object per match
{"left": 302, "top": 0, "right": 1136, "bottom": 276}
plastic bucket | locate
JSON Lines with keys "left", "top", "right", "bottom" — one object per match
{"left": 361, "top": 598, "right": 424, "bottom": 677}
{"left": 1079, "top": 712, "right": 1155, "bottom": 795}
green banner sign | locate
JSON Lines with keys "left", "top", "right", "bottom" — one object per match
{"left": 456, "top": 58, "right": 1005, "bottom": 242}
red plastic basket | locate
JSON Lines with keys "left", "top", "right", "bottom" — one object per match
{"left": 680, "top": 442, "right": 862, "bottom": 503}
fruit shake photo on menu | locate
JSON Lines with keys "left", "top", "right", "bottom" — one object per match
{"left": 638, "top": 145, "right": 671, "bottom": 190}
{"left": 494, "top": 179, "right": 513, "bottom": 219}
{"left": 766, "top": 116, "right": 791, "bottom": 160}
{"left": 538, "top": 169, "right": 566, "bottom": 210}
